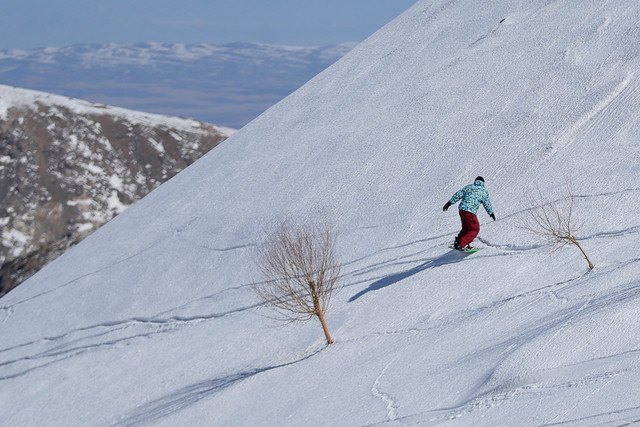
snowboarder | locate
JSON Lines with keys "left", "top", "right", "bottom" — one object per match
{"left": 443, "top": 176, "right": 495, "bottom": 252}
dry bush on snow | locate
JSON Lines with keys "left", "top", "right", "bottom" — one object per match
{"left": 520, "top": 183, "right": 594, "bottom": 270}
{"left": 254, "top": 219, "right": 340, "bottom": 345}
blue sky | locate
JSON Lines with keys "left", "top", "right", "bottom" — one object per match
{"left": 0, "top": 0, "right": 416, "bottom": 49}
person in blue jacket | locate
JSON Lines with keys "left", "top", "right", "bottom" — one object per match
{"left": 443, "top": 176, "right": 495, "bottom": 251}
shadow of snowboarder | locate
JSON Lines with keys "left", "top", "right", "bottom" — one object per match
{"left": 348, "top": 250, "right": 468, "bottom": 302}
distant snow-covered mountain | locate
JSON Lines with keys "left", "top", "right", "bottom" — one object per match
{"left": 0, "top": 42, "right": 356, "bottom": 128}
{"left": 0, "top": 84, "right": 234, "bottom": 295}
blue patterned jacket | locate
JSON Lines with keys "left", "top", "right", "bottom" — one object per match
{"left": 449, "top": 180, "right": 494, "bottom": 216}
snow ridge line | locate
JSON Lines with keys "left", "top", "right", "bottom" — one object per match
{"left": 0, "top": 306, "right": 261, "bottom": 381}
{"left": 0, "top": 308, "right": 260, "bottom": 355}
{"left": 576, "top": 75, "right": 639, "bottom": 143}
{"left": 372, "top": 361, "right": 399, "bottom": 422}
{"left": 554, "top": 73, "right": 635, "bottom": 151}
{"left": 150, "top": 284, "right": 258, "bottom": 319}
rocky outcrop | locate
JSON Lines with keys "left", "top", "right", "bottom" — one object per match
{"left": 0, "top": 85, "right": 234, "bottom": 296}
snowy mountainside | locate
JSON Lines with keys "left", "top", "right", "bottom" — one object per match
{"left": 2, "top": 0, "right": 640, "bottom": 425}
{"left": 0, "top": 84, "right": 234, "bottom": 295}
{"left": 0, "top": 42, "right": 356, "bottom": 128}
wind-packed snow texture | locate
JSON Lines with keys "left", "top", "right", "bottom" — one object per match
{"left": 2, "top": 0, "right": 640, "bottom": 425}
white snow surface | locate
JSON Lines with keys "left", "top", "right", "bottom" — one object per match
{"left": 2, "top": 0, "right": 640, "bottom": 425}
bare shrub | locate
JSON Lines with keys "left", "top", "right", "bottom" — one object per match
{"left": 254, "top": 219, "right": 340, "bottom": 345}
{"left": 520, "top": 183, "right": 594, "bottom": 270}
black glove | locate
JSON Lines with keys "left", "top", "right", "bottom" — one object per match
{"left": 443, "top": 202, "right": 452, "bottom": 212}
{"left": 490, "top": 214, "right": 496, "bottom": 221}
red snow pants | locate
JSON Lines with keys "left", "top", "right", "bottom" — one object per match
{"left": 456, "top": 210, "right": 480, "bottom": 248}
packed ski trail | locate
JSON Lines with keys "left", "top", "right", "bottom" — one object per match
{"left": 2, "top": 0, "right": 640, "bottom": 425}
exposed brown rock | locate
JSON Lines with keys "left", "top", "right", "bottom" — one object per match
{"left": 0, "top": 87, "right": 234, "bottom": 297}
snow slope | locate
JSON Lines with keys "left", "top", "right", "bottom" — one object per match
{"left": 2, "top": 0, "right": 640, "bottom": 425}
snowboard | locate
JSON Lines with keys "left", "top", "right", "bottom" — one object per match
{"left": 448, "top": 244, "right": 479, "bottom": 254}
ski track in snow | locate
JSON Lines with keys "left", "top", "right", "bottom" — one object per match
{"left": 394, "top": 348, "right": 640, "bottom": 425}
{"left": 540, "top": 405, "right": 640, "bottom": 426}
{"left": 0, "top": 305, "right": 260, "bottom": 381}
{"left": 553, "top": 73, "right": 636, "bottom": 152}
{"left": 149, "top": 284, "right": 258, "bottom": 320}
{"left": 0, "top": 306, "right": 13, "bottom": 325}
{"left": 342, "top": 232, "right": 452, "bottom": 275}
{"left": 372, "top": 361, "right": 400, "bottom": 422}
